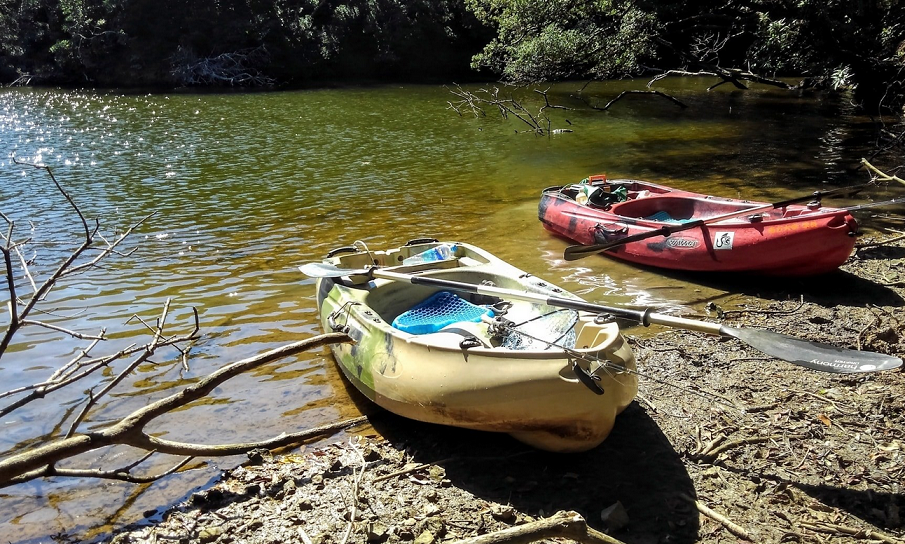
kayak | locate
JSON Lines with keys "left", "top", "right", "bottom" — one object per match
{"left": 308, "top": 239, "right": 637, "bottom": 453}
{"left": 539, "top": 175, "right": 860, "bottom": 276}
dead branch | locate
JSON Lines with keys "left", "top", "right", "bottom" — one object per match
{"left": 446, "top": 84, "right": 563, "bottom": 135}
{"left": 170, "top": 45, "right": 275, "bottom": 88}
{"left": 649, "top": 37, "right": 792, "bottom": 91}
{"left": 2, "top": 161, "right": 156, "bottom": 358}
{"left": 856, "top": 229, "right": 905, "bottom": 249}
{"left": 861, "top": 158, "right": 905, "bottom": 187}
{"left": 680, "top": 494, "right": 754, "bottom": 541}
{"left": 1, "top": 164, "right": 361, "bottom": 491}
{"left": 0, "top": 331, "right": 356, "bottom": 487}
{"left": 798, "top": 520, "right": 901, "bottom": 544}
{"left": 598, "top": 90, "right": 688, "bottom": 110}
{"left": 449, "top": 510, "right": 628, "bottom": 544}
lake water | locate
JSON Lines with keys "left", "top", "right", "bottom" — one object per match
{"left": 0, "top": 80, "right": 901, "bottom": 543}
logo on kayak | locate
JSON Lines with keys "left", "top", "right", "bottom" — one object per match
{"left": 714, "top": 232, "right": 735, "bottom": 250}
{"left": 666, "top": 238, "right": 698, "bottom": 249}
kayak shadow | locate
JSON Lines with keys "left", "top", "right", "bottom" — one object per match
{"left": 621, "top": 262, "right": 905, "bottom": 308}
{"left": 368, "top": 402, "right": 700, "bottom": 544}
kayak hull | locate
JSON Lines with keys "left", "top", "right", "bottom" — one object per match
{"left": 539, "top": 177, "right": 859, "bottom": 276}
{"left": 312, "top": 241, "right": 637, "bottom": 453}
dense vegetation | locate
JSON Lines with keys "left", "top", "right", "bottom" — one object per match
{"left": 0, "top": 0, "right": 903, "bottom": 113}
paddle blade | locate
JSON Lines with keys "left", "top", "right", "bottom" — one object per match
{"left": 721, "top": 326, "right": 903, "bottom": 373}
{"left": 563, "top": 243, "right": 620, "bottom": 261}
{"left": 299, "top": 262, "right": 369, "bottom": 278}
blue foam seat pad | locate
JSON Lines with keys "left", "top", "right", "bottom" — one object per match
{"left": 645, "top": 210, "right": 694, "bottom": 223}
{"left": 392, "top": 291, "right": 494, "bottom": 335}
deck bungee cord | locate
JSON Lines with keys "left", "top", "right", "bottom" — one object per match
{"left": 477, "top": 308, "right": 744, "bottom": 412}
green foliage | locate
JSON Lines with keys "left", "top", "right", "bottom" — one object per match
{"left": 0, "top": 0, "right": 902, "bottom": 113}
{"left": 467, "top": 0, "right": 656, "bottom": 82}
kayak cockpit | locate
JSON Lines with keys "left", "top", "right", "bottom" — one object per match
{"left": 322, "top": 240, "right": 623, "bottom": 357}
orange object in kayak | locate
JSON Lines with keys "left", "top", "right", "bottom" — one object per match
{"left": 538, "top": 176, "right": 860, "bottom": 276}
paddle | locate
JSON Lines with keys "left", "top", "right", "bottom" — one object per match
{"left": 299, "top": 262, "right": 902, "bottom": 374}
{"left": 562, "top": 184, "right": 869, "bottom": 262}
{"left": 844, "top": 195, "right": 905, "bottom": 212}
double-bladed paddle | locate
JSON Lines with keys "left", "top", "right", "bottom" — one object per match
{"left": 562, "top": 184, "right": 870, "bottom": 262}
{"left": 843, "top": 195, "right": 905, "bottom": 213}
{"left": 299, "top": 262, "right": 902, "bottom": 374}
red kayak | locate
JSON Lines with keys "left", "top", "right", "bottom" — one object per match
{"left": 538, "top": 175, "right": 860, "bottom": 276}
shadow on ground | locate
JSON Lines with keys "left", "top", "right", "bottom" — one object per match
{"left": 368, "top": 402, "right": 699, "bottom": 544}
{"left": 623, "top": 265, "right": 905, "bottom": 308}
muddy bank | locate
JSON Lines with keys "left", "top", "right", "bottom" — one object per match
{"left": 105, "top": 237, "right": 905, "bottom": 544}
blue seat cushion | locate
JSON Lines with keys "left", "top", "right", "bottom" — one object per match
{"left": 392, "top": 291, "right": 494, "bottom": 335}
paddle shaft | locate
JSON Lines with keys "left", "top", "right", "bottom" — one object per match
{"left": 371, "top": 269, "right": 722, "bottom": 334}
{"left": 301, "top": 261, "right": 901, "bottom": 372}
{"left": 563, "top": 184, "right": 868, "bottom": 261}
{"left": 844, "top": 195, "right": 905, "bottom": 212}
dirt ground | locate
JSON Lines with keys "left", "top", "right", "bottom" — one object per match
{"left": 105, "top": 235, "right": 905, "bottom": 544}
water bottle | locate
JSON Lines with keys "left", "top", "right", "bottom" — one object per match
{"left": 575, "top": 185, "right": 598, "bottom": 206}
{"left": 403, "top": 243, "right": 457, "bottom": 265}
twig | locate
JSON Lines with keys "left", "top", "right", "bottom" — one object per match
{"left": 449, "top": 510, "right": 628, "bottom": 544}
{"left": 374, "top": 459, "right": 451, "bottom": 483}
{"left": 19, "top": 319, "right": 107, "bottom": 340}
{"left": 856, "top": 231, "right": 905, "bottom": 249}
{"left": 7, "top": 454, "right": 195, "bottom": 486}
{"left": 599, "top": 90, "right": 688, "bottom": 110}
{"left": 861, "top": 158, "right": 905, "bottom": 187}
{"left": 799, "top": 520, "right": 902, "bottom": 544}
{"left": 696, "top": 435, "right": 782, "bottom": 462}
{"left": 721, "top": 295, "right": 805, "bottom": 317}
{"left": 680, "top": 494, "right": 754, "bottom": 541}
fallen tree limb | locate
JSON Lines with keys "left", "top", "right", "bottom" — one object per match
{"left": 450, "top": 510, "right": 628, "bottom": 544}
{"left": 0, "top": 332, "right": 355, "bottom": 487}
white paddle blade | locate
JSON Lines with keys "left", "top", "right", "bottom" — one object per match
{"left": 299, "top": 262, "right": 369, "bottom": 278}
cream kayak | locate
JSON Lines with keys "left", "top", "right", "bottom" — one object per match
{"left": 307, "top": 239, "right": 637, "bottom": 453}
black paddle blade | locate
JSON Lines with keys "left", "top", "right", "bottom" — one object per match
{"left": 721, "top": 326, "right": 903, "bottom": 373}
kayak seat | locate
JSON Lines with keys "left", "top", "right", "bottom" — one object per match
{"left": 611, "top": 196, "right": 696, "bottom": 221}
{"left": 644, "top": 210, "right": 695, "bottom": 224}
{"left": 392, "top": 291, "right": 494, "bottom": 335}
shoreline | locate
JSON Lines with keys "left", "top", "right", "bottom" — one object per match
{"left": 105, "top": 235, "right": 905, "bottom": 544}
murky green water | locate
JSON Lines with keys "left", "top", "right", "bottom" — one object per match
{"left": 0, "top": 80, "right": 901, "bottom": 543}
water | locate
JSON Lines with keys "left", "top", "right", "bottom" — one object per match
{"left": 0, "top": 80, "right": 901, "bottom": 543}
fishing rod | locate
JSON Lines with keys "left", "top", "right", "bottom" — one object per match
{"left": 299, "top": 262, "right": 902, "bottom": 374}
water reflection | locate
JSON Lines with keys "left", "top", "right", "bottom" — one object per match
{"left": 0, "top": 81, "right": 901, "bottom": 543}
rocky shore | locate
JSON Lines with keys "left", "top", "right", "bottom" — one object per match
{"left": 105, "top": 236, "right": 905, "bottom": 544}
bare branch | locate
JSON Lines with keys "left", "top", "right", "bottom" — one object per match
{"left": 65, "top": 300, "right": 178, "bottom": 437}
{"left": 12, "top": 160, "right": 89, "bottom": 239}
{"left": 6, "top": 452, "right": 196, "bottom": 486}
{"left": 861, "top": 158, "right": 905, "bottom": 187}
{"left": 62, "top": 211, "right": 155, "bottom": 277}
{"left": 0, "top": 332, "right": 353, "bottom": 487}
{"left": 19, "top": 319, "right": 107, "bottom": 340}
{"left": 450, "top": 510, "right": 627, "bottom": 544}
{"left": 596, "top": 90, "right": 688, "bottom": 111}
